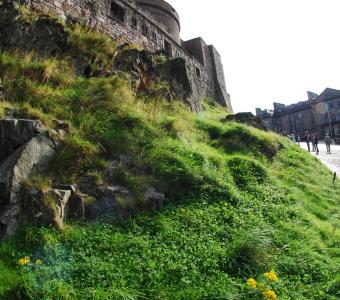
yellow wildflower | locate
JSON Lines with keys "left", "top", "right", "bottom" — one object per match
{"left": 246, "top": 278, "right": 257, "bottom": 289}
{"left": 262, "top": 290, "right": 277, "bottom": 300}
{"left": 35, "top": 259, "right": 43, "bottom": 265}
{"left": 18, "top": 256, "right": 30, "bottom": 266}
{"left": 264, "top": 271, "right": 278, "bottom": 282}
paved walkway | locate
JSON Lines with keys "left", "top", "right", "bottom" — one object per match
{"left": 300, "top": 141, "right": 340, "bottom": 174}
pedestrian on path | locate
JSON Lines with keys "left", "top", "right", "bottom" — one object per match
{"left": 325, "top": 134, "right": 332, "bottom": 154}
{"left": 314, "top": 132, "right": 319, "bottom": 155}
{"left": 311, "top": 133, "right": 316, "bottom": 152}
{"left": 305, "top": 131, "right": 311, "bottom": 152}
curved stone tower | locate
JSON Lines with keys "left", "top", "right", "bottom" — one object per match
{"left": 135, "top": 0, "right": 181, "bottom": 44}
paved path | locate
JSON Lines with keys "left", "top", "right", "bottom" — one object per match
{"left": 300, "top": 141, "right": 340, "bottom": 174}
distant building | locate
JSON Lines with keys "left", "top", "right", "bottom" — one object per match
{"left": 256, "top": 88, "right": 340, "bottom": 143}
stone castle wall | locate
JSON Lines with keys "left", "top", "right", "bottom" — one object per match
{"left": 25, "top": 0, "right": 232, "bottom": 112}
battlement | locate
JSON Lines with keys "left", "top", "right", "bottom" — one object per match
{"left": 25, "top": 0, "right": 232, "bottom": 112}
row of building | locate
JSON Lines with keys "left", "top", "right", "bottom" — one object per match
{"left": 256, "top": 88, "right": 340, "bottom": 143}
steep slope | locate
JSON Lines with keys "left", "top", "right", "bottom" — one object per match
{"left": 0, "top": 2, "right": 339, "bottom": 300}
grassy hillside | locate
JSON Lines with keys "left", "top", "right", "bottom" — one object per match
{"left": 0, "top": 5, "right": 339, "bottom": 300}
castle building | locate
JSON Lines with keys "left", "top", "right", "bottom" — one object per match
{"left": 256, "top": 88, "right": 340, "bottom": 143}
{"left": 24, "top": 0, "right": 233, "bottom": 112}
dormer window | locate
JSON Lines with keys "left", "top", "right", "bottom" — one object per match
{"left": 110, "top": 2, "right": 125, "bottom": 23}
{"left": 131, "top": 17, "right": 138, "bottom": 29}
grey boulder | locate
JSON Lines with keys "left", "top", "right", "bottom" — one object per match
{"left": 23, "top": 188, "right": 71, "bottom": 230}
{"left": 0, "top": 118, "right": 46, "bottom": 162}
{"left": 85, "top": 186, "right": 132, "bottom": 220}
{"left": 0, "top": 135, "right": 57, "bottom": 239}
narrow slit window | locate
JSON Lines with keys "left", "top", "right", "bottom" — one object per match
{"left": 164, "top": 40, "right": 172, "bottom": 56}
{"left": 142, "top": 24, "right": 148, "bottom": 36}
{"left": 196, "top": 67, "right": 201, "bottom": 79}
{"left": 152, "top": 31, "right": 157, "bottom": 41}
{"left": 131, "top": 17, "right": 138, "bottom": 29}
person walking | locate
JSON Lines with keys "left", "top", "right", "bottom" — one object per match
{"left": 314, "top": 132, "right": 319, "bottom": 155}
{"left": 297, "top": 134, "right": 301, "bottom": 145}
{"left": 324, "top": 134, "right": 331, "bottom": 154}
{"left": 311, "top": 133, "right": 316, "bottom": 152}
{"left": 305, "top": 131, "right": 311, "bottom": 152}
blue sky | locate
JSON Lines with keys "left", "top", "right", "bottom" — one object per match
{"left": 167, "top": 0, "right": 340, "bottom": 113}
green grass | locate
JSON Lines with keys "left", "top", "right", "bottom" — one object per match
{"left": 0, "top": 5, "right": 339, "bottom": 300}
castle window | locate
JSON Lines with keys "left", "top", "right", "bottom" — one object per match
{"left": 164, "top": 40, "right": 172, "bottom": 56}
{"left": 110, "top": 2, "right": 125, "bottom": 23}
{"left": 131, "top": 17, "right": 138, "bottom": 29}
{"left": 196, "top": 67, "right": 201, "bottom": 79}
{"left": 142, "top": 24, "right": 148, "bottom": 36}
{"left": 151, "top": 31, "right": 157, "bottom": 41}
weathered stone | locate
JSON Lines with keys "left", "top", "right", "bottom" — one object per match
{"left": 0, "top": 135, "right": 57, "bottom": 239}
{"left": 52, "top": 183, "right": 77, "bottom": 194}
{"left": 77, "top": 175, "right": 99, "bottom": 197}
{"left": 3, "top": 107, "right": 17, "bottom": 118}
{"left": 23, "top": 188, "right": 71, "bottom": 230}
{"left": 67, "top": 194, "right": 85, "bottom": 220}
{"left": 226, "top": 112, "right": 267, "bottom": 131}
{"left": 85, "top": 186, "right": 132, "bottom": 220}
{"left": 144, "top": 187, "right": 165, "bottom": 210}
{"left": 0, "top": 1, "right": 68, "bottom": 56}
{"left": 156, "top": 57, "right": 201, "bottom": 112}
{"left": 114, "top": 48, "right": 201, "bottom": 111}
{"left": 0, "top": 118, "right": 46, "bottom": 162}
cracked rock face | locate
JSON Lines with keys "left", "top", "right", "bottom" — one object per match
{"left": 0, "top": 1, "right": 69, "bottom": 56}
{"left": 0, "top": 119, "right": 57, "bottom": 240}
{"left": 85, "top": 185, "right": 133, "bottom": 221}
{"left": 23, "top": 188, "right": 72, "bottom": 231}
{"left": 0, "top": 119, "right": 46, "bottom": 162}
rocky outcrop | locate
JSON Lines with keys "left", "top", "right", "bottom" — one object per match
{"left": 23, "top": 188, "right": 71, "bottom": 230}
{"left": 0, "top": 118, "right": 46, "bottom": 162}
{"left": 144, "top": 187, "right": 165, "bottom": 210}
{"left": 0, "top": 115, "right": 166, "bottom": 238}
{"left": 226, "top": 112, "right": 267, "bottom": 131}
{"left": 85, "top": 185, "right": 132, "bottom": 220}
{"left": 0, "top": 1, "right": 68, "bottom": 56}
{"left": 156, "top": 57, "right": 201, "bottom": 112}
{"left": 114, "top": 47, "right": 201, "bottom": 112}
{"left": 0, "top": 118, "right": 59, "bottom": 239}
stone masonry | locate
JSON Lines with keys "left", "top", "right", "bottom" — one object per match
{"left": 24, "top": 0, "right": 233, "bottom": 112}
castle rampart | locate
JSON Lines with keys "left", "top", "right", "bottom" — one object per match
{"left": 25, "top": 0, "right": 232, "bottom": 112}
